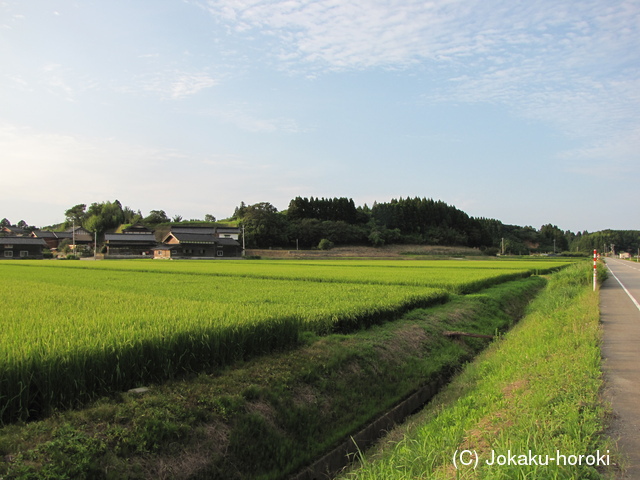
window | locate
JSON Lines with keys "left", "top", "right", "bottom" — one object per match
{"left": 4, "top": 244, "right": 13, "bottom": 249}
{"left": 20, "top": 251, "right": 29, "bottom": 258}
{"left": 217, "top": 250, "right": 224, "bottom": 257}
{"left": 4, "top": 251, "right": 13, "bottom": 258}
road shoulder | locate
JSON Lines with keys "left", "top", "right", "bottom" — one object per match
{"left": 600, "top": 263, "right": 640, "bottom": 478}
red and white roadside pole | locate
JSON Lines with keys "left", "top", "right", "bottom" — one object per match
{"left": 593, "top": 249, "right": 598, "bottom": 291}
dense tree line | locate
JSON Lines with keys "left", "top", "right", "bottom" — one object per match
{"left": 287, "top": 197, "right": 366, "bottom": 224}
{"left": 568, "top": 230, "right": 640, "bottom": 256}
{"left": 7, "top": 197, "right": 638, "bottom": 255}
{"left": 475, "top": 219, "right": 571, "bottom": 255}
{"left": 232, "top": 196, "right": 639, "bottom": 254}
{"left": 370, "top": 197, "right": 491, "bottom": 247}
{"left": 54, "top": 197, "right": 640, "bottom": 254}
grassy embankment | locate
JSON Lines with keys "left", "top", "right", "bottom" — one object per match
{"left": 340, "top": 261, "right": 617, "bottom": 480}
{"left": 0, "top": 272, "right": 547, "bottom": 479}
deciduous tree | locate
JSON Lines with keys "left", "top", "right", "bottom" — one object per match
{"left": 64, "top": 204, "right": 87, "bottom": 228}
{"left": 143, "top": 210, "right": 170, "bottom": 225}
{"left": 237, "top": 202, "right": 288, "bottom": 248}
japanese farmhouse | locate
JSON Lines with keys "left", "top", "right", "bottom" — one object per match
{"left": 1, "top": 237, "right": 48, "bottom": 259}
{"left": 153, "top": 226, "right": 241, "bottom": 259}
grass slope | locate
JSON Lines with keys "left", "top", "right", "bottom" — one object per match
{"left": 340, "top": 262, "right": 618, "bottom": 479}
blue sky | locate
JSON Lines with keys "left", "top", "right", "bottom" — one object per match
{"left": 1, "top": 0, "right": 638, "bottom": 232}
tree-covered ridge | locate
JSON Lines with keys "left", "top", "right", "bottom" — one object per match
{"left": 5, "top": 197, "right": 638, "bottom": 254}
{"left": 371, "top": 197, "right": 491, "bottom": 247}
{"left": 232, "top": 197, "right": 638, "bottom": 254}
{"left": 569, "top": 229, "right": 640, "bottom": 255}
{"left": 287, "top": 196, "right": 366, "bottom": 224}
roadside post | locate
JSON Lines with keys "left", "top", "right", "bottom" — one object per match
{"left": 593, "top": 249, "right": 597, "bottom": 291}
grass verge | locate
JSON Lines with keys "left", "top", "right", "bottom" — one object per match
{"left": 339, "top": 261, "right": 618, "bottom": 479}
{"left": 0, "top": 276, "right": 546, "bottom": 479}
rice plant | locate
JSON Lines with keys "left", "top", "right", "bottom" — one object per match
{"left": 0, "top": 258, "right": 573, "bottom": 424}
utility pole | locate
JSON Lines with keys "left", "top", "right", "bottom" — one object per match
{"left": 241, "top": 224, "right": 245, "bottom": 256}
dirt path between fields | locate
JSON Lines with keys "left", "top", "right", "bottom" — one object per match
{"left": 600, "top": 258, "right": 640, "bottom": 479}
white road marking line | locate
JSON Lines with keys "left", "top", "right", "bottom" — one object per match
{"left": 606, "top": 263, "right": 640, "bottom": 313}
{"left": 611, "top": 259, "right": 640, "bottom": 272}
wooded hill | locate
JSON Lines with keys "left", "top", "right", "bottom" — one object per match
{"left": 3, "top": 197, "right": 638, "bottom": 255}
{"left": 234, "top": 196, "right": 639, "bottom": 255}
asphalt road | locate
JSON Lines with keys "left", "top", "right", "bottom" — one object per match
{"left": 600, "top": 258, "right": 640, "bottom": 478}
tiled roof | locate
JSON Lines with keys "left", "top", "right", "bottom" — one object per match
{"left": 170, "top": 227, "right": 217, "bottom": 235}
{"left": 29, "top": 230, "right": 92, "bottom": 241}
{"left": 122, "top": 224, "right": 152, "bottom": 233}
{"left": 170, "top": 232, "right": 218, "bottom": 244}
{"left": 153, "top": 244, "right": 179, "bottom": 250}
{"left": 0, "top": 237, "right": 47, "bottom": 246}
{"left": 1, "top": 226, "right": 28, "bottom": 234}
{"left": 31, "top": 230, "right": 58, "bottom": 238}
{"left": 105, "top": 233, "right": 156, "bottom": 243}
{"left": 216, "top": 238, "right": 241, "bottom": 246}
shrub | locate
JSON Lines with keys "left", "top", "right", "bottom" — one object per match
{"left": 318, "top": 238, "right": 334, "bottom": 250}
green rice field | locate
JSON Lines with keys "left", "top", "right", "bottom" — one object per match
{"left": 0, "top": 258, "right": 573, "bottom": 424}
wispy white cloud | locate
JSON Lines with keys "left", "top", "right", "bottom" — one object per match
{"left": 170, "top": 72, "right": 218, "bottom": 98}
{"left": 560, "top": 125, "right": 640, "bottom": 166}
{"left": 199, "top": 0, "right": 640, "bottom": 153}
{"left": 4, "top": 73, "right": 30, "bottom": 91}
{"left": 211, "top": 103, "right": 302, "bottom": 133}
{"left": 199, "top": 0, "right": 638, "bottom": 71}
{"left": 0, "top": 1, "right": 25, "bottom": 29}
{"left": 134, "top": 70, "right": 219, "bottom": 99}
{"left": 201, "top": 153, "right": 275, "bottom": 170}
{"left": 30, "top": 63, "right": 102, "bottom": 102}
{"left": 41, "top": 63, "right": 76, "bottom": 101}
